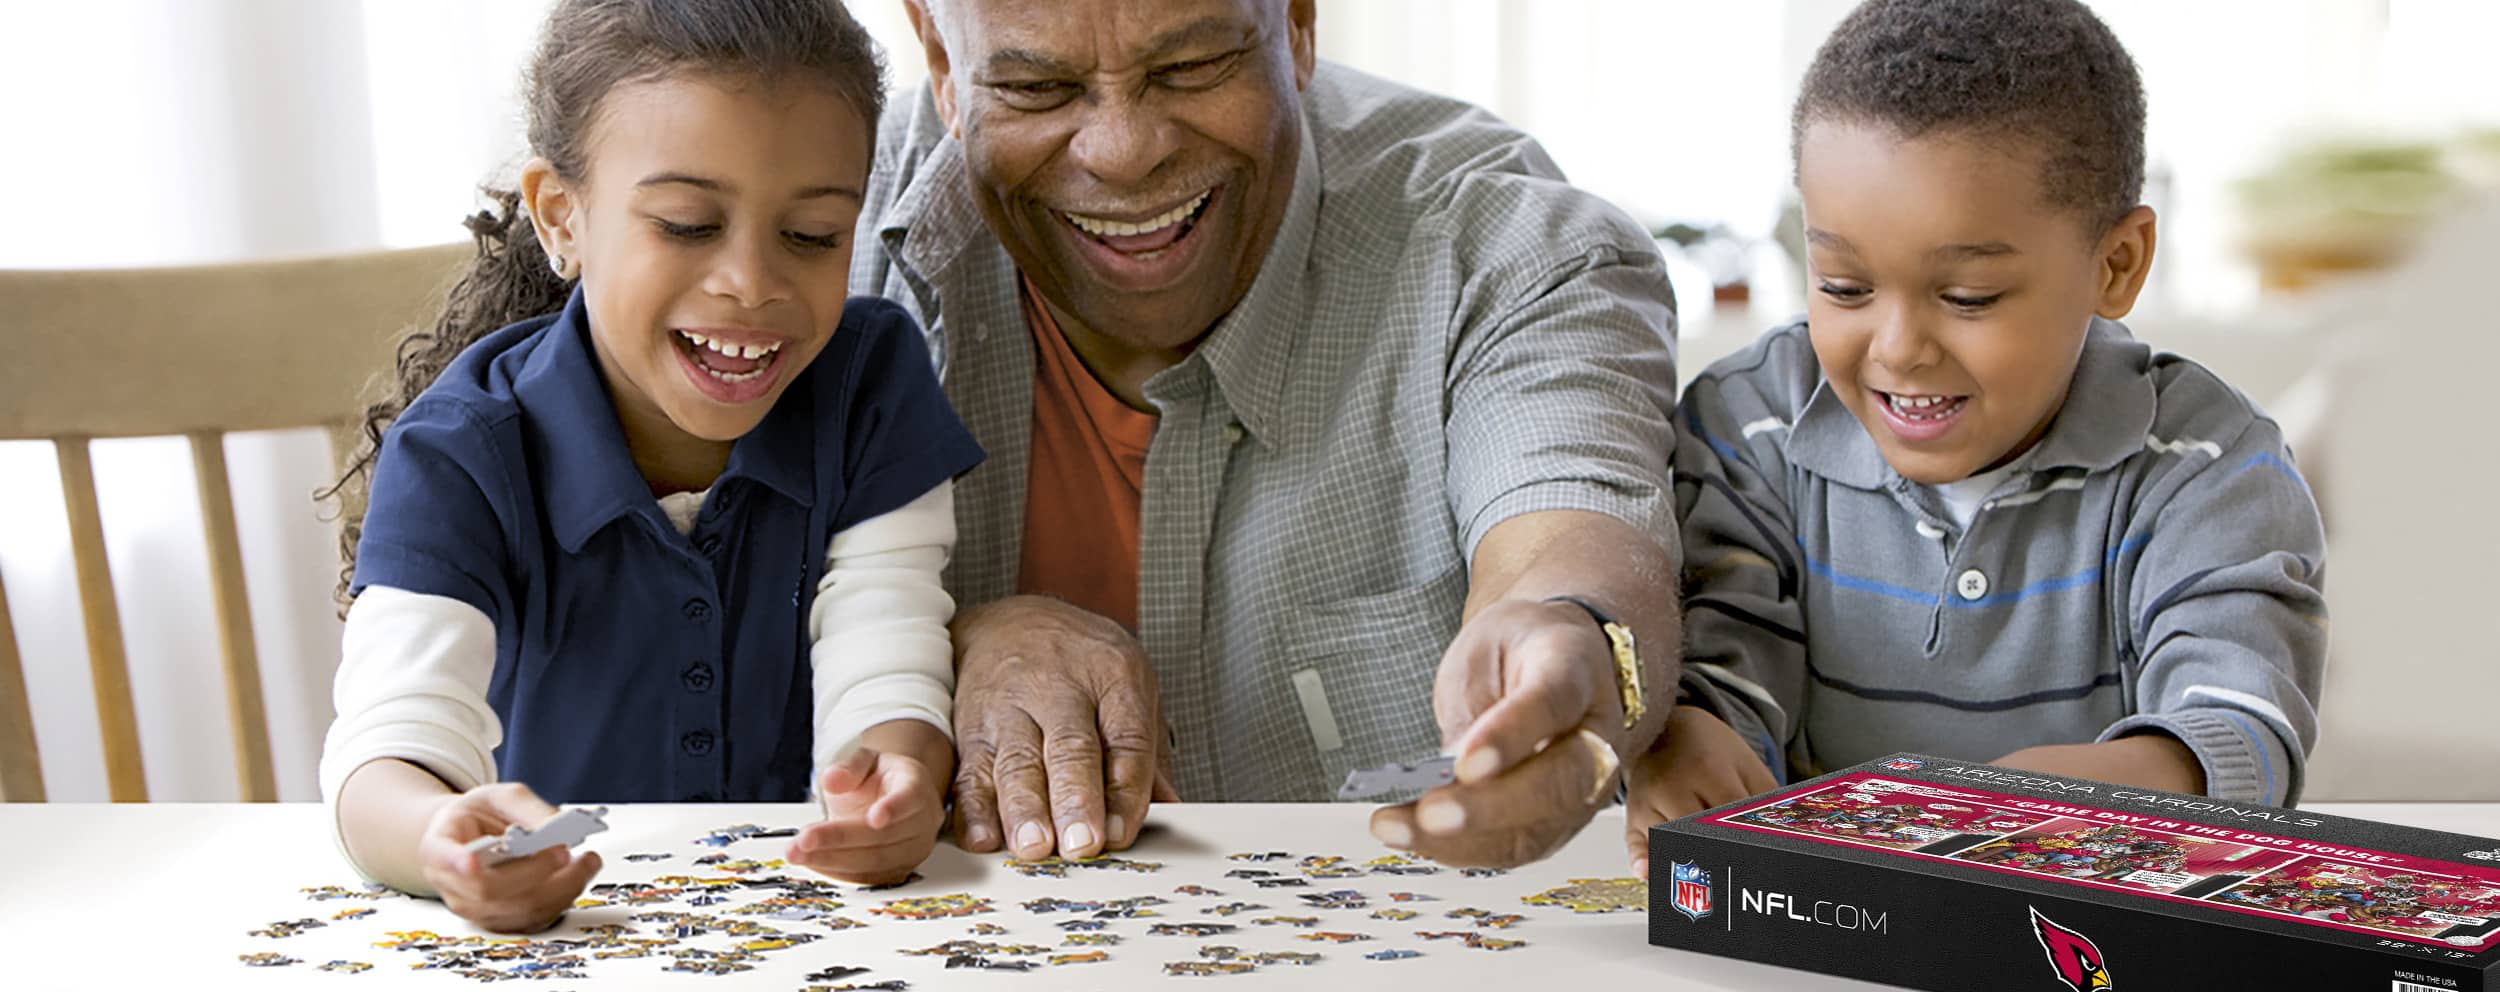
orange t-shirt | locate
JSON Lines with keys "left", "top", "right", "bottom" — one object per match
{"left": 1016, "top": 279, "right": 1155, "bottom": 632}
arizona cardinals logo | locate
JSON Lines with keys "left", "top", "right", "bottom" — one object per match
{"left": 2030, "top": 906, "right": 2113, "bottom": 990}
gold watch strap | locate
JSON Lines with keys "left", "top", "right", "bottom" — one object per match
{"left": 1546, "top": 595, "right": 1645, "bottom": 731}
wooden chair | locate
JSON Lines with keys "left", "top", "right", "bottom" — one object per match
{"left": 0, "top": 244, "right": 468, "bottom": 802}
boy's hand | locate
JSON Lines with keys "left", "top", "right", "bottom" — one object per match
{"left": 789, "top": 745, "right": 946, "bottom": 886}
{"left": 1622, "top": 706, "right": 1779, "bottom": 874}
{"left": 417, "top": 783, "right": 603, "bottom": 934}
{"left": 1992, "top": 735, "right": 2205, "bottom": 795}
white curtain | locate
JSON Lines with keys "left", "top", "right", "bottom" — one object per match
{"left": 3, "top": 0, "right": 2487, "bottom": 802}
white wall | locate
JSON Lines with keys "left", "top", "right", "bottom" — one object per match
{"left": 4, "top": 0, "right": 2495, "bottom": 803}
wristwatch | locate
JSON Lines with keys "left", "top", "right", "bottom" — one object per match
{"left": 1546, "top": 595, "right": 1645, "bottom": 731}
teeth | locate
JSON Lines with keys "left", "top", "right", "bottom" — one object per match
{"left": 677, "top": 330, "right": 783, "bottom": 361}
{"left": 1887, "top": 393, "right": 1963, "bottom": 420}
{"left": 1063, "top": 192, "right": 1209, "bottom": 239}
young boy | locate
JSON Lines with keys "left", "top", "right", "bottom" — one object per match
{"left": 1625, "top": 0, "right": 2327, "bottom": 865}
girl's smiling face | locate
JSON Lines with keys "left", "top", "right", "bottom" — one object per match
{"left": 524, "top": 72, "right": 869, "bottom": 473}
{"left": 1797, "top": 120, "right": 2155, "bottom": 485}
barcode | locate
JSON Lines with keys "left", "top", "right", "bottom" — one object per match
{"left": 2394, "top": 981, "right": 2453, "bottom": 992}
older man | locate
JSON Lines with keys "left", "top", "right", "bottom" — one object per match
{"left": 855, "top": 0, "right": 1681, "bottom": 869}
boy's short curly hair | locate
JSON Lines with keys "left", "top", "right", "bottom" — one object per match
{"left": 1794, "top": 0, "right": 2146, "bottom": 231}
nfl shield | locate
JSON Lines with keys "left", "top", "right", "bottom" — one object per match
{"left": 1671, "top": 861, "right": 1713, "bottom": 921}
{"left": 1882, "top": 757, "right": 1925, "bottom": 771}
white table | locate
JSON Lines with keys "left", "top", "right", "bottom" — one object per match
{"left": 2, "top": 802, "right": 2492, "bottom": 988}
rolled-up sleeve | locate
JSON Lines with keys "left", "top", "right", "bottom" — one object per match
{"left": 1444, "top": 249, "right": 1680, "bottom": 559}
{"left": 809, "top": 481, "right": 960, "bottom": 777}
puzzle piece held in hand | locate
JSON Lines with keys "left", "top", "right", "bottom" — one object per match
{"left": 465, "top": 806, "right": 610, "bottom": 867}
{"left": 1337, "top": 755, "right": 1457, "bottom": 800}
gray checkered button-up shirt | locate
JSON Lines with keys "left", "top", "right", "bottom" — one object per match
{"left": 852, "top": 63, "right": 1679, "bottom": 801}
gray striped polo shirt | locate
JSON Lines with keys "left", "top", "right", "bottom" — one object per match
{"left": 1676, "top": 319, "right": 2326, "bottom": 805}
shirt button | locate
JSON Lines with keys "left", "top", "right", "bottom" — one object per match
{"left": 1223, "top": 422, "right": 1245, "bottom": 445}
{"left": 697, "top": 534, "right": 723, "bottom": 557}
{"left": 681, "top": 730, "right": 716, "bottom": 756}
{"left": 700, "top": 490, "right": 736, "bottom": 521}
{"left": 683, "top": 598, "right": 712, "bottom": 623}
{"left": 1956, "top": 569, "right": 1990, "bottom": 601}
{"left": 682, "top": 662, "right": 715, "bottom": 692}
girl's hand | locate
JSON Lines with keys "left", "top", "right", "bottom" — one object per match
{"left": 1622, "top": 706, "right": 1780, "bottom": 875}
{"left": 417, "top": 782, "right": 604, "bottom": 933}
{"left": 788, "top": 745, "right": 946, "bottom": 885}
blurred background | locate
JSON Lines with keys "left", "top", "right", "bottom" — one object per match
{"left": 2, "top": 0, "right": 2494, "bottom": 803}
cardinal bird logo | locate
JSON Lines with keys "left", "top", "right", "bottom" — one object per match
{"left": 2030, "top": 906, "right": 2113, "bottom": 990}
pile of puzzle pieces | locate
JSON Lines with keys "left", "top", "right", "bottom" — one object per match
{"left": 240, "top": 821, "right": 1648, "bottom": 982}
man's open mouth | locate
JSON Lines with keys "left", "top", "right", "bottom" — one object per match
{"left": 1056, "top": 190, "right": 1215, "bottom": 260}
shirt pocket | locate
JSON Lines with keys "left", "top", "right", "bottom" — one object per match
{"left": 1275, "top": 563, "right": 1467, "bottom": 801}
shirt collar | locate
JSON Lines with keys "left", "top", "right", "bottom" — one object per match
{"left": 1182, "top": 122, "right": 1320, "bottom": 443}
{"left": 517, "top": 287, "right": 817, "bottom": 554}
{"left": 1787, "top": 316, "right": 2156, "bottom": 490}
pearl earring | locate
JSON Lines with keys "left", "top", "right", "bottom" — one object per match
{"left": 548, "top": 253, "right": 566, "bottom": 278}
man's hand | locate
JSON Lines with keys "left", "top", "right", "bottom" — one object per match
{"left": 1622, "top": 705, "right": 1780, "bottom": 874}
{"left": 789, "top": 720, "right": 952, "bottom": 886}
{"left": 949, "top": 595, "right": 1178, "bottom": 862}
{"left": 1367, "top": 598, "right": 1629, "bottom": 868}
{"left": 417, "top": 783, "right": 604, "bottom": 934}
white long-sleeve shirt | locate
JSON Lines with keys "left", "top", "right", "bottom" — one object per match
{"left": 319, "top": 481, "right": 960, "bottom": 807}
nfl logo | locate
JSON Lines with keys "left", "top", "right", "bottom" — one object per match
{"left": 1882, "top": 757, "right": 1926, "bottom": 771}
{"left": 1671, "top": 861, "right": 1713, "bottom": 921}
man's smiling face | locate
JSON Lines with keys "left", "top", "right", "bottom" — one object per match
{"left": 910, "top": 0, "right": 1316, "bottom": 352}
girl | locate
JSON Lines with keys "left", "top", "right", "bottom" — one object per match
{"left": 317, "top": 0, "right": 982, "bottom": 933}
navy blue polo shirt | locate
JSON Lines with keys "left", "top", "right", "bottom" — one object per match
{"left": 350, "top": 289, "right": 982, "bottom": 804}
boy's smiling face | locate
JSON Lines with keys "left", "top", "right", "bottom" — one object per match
{"left": 1797, "top": 120, "right": 2155, "bottom": 485}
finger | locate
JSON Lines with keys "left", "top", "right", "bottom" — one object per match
{"left": 1575, "top": 727, "right": 1624, "bottom": 804}
{"left": 423, "top": 849, "right": 489, "bottom": 906}
{"left": 794, "top": 819, "right": 942, "bottom": 858}
{"left": 537, "top": 849, "right": 602, "bottom": 917}
{"left": 1038, "top": 712, "right": 1109, "bottom": 860}
{"left": 949, "top": 737, "right": 1004, "bottom": 853}
{"left": 865, "top": 759, "right": 936, "bottom": 832}
{"left": 1430, "top": 625, "right": 1504, "bottom": 749}
{"left": 801, "top": 835, "right": 940, "bottom": 885}
{"left": 1451, "top": 636, "right": 1595, "bottom": 784}
{"left": 1623, "top": 789, "right": 1678, "bottom": 875}
{"left": 447, "top": 848, "right": 569, "bottom": 926}
{"left": 987, "top": 712, "right": 1057, "bottom": 859}
{"left": 792, "top": 814, "right": 901, "bottom": 854}
{"left": 1368, "top": 802, "right": 1421, "bottom": 852}
{"left": 1097, "top": 683, "right": 1158, "bottom": 851}
{"left": 478, "top": 850, "right": 600, "bottom": 934}
{"left": 1625, "top": 824, "right": 1649, "bottom": 878}
{"left": 1738, "top": 751, "right": 1781, "bottom": 797}
{"left": 816, "top": 744, "right": 880, "bottom": 799}
{"left": 475, "top": 782, "right": 562, "bottom": 831}
{"left": 428, "top": 835, "right": 487, "bottom": 884}
{"left": 1405, "top": 727, "right": 1611, "bottom": 868}
{"left": 425, "top": 801, "right": 512, "bottom": 882}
